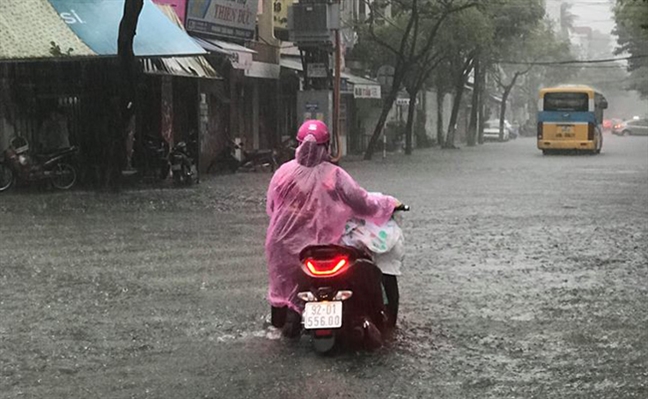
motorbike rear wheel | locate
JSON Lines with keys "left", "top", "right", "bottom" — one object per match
{"left": 312, "top": 335, "right": 336, "bottom": 353}
{"left": 50, "top": 162, "right": 77, "bottom": 190}
{"left": 181, "top": 162, "right": 193, "bottom": 185}
{"left": 0, "top": 163, "right": 15, "bottom": 192}
{"left": 173, "top": 163, "right": 193, "bottom": 186}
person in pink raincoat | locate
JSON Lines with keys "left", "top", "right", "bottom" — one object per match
{"left": 265, "top": 120, "right": 398, "bottom": 337}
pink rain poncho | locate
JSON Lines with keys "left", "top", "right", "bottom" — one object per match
{"left": 265, "top": 138, "right": 397, "bottom": 313}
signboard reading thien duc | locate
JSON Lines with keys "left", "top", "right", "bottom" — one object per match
{"left": 186, "top": 0, "right": 259, "bottom": 40}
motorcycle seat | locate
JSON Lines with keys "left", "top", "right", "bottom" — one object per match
{"left": 36, "top": 146, "right": 78, "bottom": 160}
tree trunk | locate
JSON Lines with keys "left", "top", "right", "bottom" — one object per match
{"left": 404, "top": 89, "right": 417, "bottom": 155}
{"left": 444, "top": 83, "right": 465, "bottom": 149}
{"left": 477, "top": 68, "right": 487, "bottom": 144}
{"left": 415, "top": 90, "right": 429, "bottom": 148}
{"left": 444, "top": 56, "right": 474, "bottom": 149}
{"left": 108, "top": 0, "right": 143, "bottom": 189}
{"left": 498, "top": 72, "right": 521, "bottom": 141}
{"left": 364, "top": 75, "right": 402, "bottom": 160}
{"left": 499, "top": 84, "right": 514, "bottom": 141}
{"left": 436, "top": 89, "right": 444, "bottom": 146}
{"left": 467, "top": 59, "right": 480, "bottom": 147}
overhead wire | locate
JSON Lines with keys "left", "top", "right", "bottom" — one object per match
{"left": 496, "top": 54, "right": 648, "bottom": 65}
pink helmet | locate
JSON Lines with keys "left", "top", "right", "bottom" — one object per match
{"left": 297, "top": 120, "right": 330, "bottom": 144}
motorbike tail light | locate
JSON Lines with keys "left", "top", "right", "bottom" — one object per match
{"left": 588, "top": 122, "right": 595, "bottom": 140}
{"left": 537, "top": 122, "right": 543, "bottom": 140}
{"left": 303, "top": 256, "right": 349, "bottom": 278}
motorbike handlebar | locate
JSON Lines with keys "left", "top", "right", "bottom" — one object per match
{"left": 394, "top": 204, "right": 410, "bottom": 212}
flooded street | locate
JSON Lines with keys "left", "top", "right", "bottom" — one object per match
{"left": 1, "top": 135, "right": 647, "bottom": 399}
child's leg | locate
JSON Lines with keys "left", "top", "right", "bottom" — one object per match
{"left": 382, "top": 274, "right": 399, "bottom": 327}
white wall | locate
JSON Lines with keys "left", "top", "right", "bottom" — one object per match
{"left": 424, "top": 90, "right": 453, "bottom": 143}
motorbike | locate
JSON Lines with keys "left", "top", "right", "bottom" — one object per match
{"left": 296, "top": 204, "right": 409, "bottom": 353}
{"left": 0, "top": 136, "right": 79, "bottom": 192}
{"left": 140, "top": 136, "right": 170, "bottom": 181}
{"left": 274, "top": 137, "right": 298, "bottom": 166}
{"left": 208, "top": 139, "right": 278, "bottom": 174}
{"left": 169, "top": 140, "right": 197, "bottom": 186}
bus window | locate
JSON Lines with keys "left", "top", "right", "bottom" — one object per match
{"left": 544, "top": 93, "right": 589, "bottom": 112}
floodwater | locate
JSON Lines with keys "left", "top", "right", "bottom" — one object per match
{"left": 1, "top": 135, "right": 647, "bottom": 398}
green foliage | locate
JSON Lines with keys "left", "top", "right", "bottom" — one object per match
{"left": 614, "top": 0, "right": 648, "bottom": 97}
{"left": 49, "top": 41, "right": 74, "bottom": 57}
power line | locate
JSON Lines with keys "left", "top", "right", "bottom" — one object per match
{"left": 497, "top": 54, "right": 648, "bottom": 65}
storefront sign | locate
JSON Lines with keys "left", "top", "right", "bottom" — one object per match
{"left": 354, "top": 84, "right": 381, "bottom": 99}
{"left": 307, "top": 63, "right": 328, "bottom": 78}
{"left": 273, "top": 0, "right": 291, "bottom": 29}
{"left": 229, "top": 50, "right": 253, "bottom": 70}
{"left": 186, "top": 0, "right": 259, "bottom": 40}
{"left": 396, "top": 97, "right": 418, "bottom": 106}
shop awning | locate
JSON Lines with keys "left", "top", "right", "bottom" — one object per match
{"left": 141, "top": 4, "right": 220, "bottom": 79}
{"left": 245, "top": 62, "right": 280, "bottom": 79}
{"left": 0, "top": 0, "right": 96, "bottom": 60}
{"left": 142, "top": 57, "right": 220, "bottom": 79}
{"left": 47, "top": 0, "right": 206, "bottom": 57}
{"left": 280, "top": 57, "right": 303, "bottom": 72}
{"left": 192, "top": 36, "right": 256, "bottom": 71}
{"left": 280, "top": 56, "right": 381, "bottom": 99}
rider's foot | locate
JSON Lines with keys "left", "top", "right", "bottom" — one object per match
{"left": 281, "top": 309, "right": 301, "bottom": 339}
{"left": 271, "top": 306, "right": 287, "bottom": 328}
{"left": 363, "top": 319, "right": 383, "bottom": 350}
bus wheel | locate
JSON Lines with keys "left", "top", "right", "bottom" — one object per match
{"left": 542, "top": 150, "right": 549, "bottom": 155}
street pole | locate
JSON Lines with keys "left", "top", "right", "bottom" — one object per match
{"left": 331, "top": 28, "right": 342, "bottom": 163}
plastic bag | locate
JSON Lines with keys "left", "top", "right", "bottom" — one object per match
{"left": 342, "top": 216, "right": 405, "bottom": 275}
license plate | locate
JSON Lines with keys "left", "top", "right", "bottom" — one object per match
{"left": 558, "top": 125, "right": 574, "bottom": 134}
{"left": 171, "top": 164, "right": 181, "bottom": 171}
{"left": 303, "top": 301, "right": 343, "bottom": 329}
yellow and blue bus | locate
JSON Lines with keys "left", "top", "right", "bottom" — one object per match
{"left": 537, "top": 85, "right": 608, "bottom": 155}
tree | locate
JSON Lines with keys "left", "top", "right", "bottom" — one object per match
{"left": 481, "top": 0, "right": 545, "bottom": 141}
{"left": 102, "top": 0, "right": 143, "bottom": 189}
{"left": 614, "top": 0, "right": 648, "bottom": 98}
{"left": 401, "top": 42, "right": 447, "bottom": 154}
{"left": 434, "top": 5, "right": 492, "bottom": 149}
{"left": 357, "top": 0, "right": 478, "bottom": 159}
{"left": 434, "top": 0, "right": 546, "bottom": 148}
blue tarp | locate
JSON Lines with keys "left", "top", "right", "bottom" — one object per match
{"left": 48, "top": 0, "right": 206, "bottom": 57}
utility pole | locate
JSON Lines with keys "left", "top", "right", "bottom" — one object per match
{"left": 288, "top": 0, "right": 343, "bottom": 159}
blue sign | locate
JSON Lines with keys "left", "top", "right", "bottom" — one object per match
{"left": 48, "top": 0, "right": 205, "bottom": 57}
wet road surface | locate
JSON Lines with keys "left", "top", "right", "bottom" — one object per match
{"left": 1, "top": 135, "right": 647, "bottom": 398}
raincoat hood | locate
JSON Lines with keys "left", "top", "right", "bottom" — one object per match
{"left": 295, "top": 139, "right": 330, "bottom": 167}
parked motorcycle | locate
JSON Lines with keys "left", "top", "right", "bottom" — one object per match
{"left": 274, "top": 137, "right": 298, "bottom": 166}
{"left": 170, "top": 140, "right": 197, "bottom": 186}
{"left": 0, "top": 136, "right": 79, "bottom": 192}
{"left": 140, "top": 135, "right": 170, "bottom": 181}
{"left": 296, "top": 204, "right": 409, "bottom": 353}
{"left": 208, "top": 139, "right": 278, "bottom": 174}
